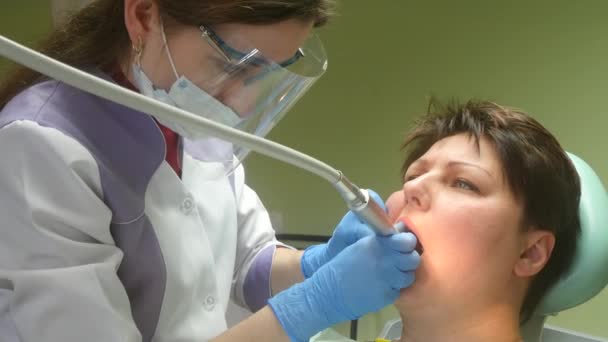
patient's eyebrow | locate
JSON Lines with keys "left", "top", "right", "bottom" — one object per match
{"left": 408, "top": 158, "right": 493, "bottom": 178}
{"left": 447, "top": 160, "right": 493, "bottom": 177}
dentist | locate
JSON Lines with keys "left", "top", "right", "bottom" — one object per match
{"left": 0, "top": 1, "right": 420, "bottom": 341}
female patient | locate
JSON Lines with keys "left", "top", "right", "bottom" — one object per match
{"left": 315, "top": 100, "right": 581, "bottom": 342}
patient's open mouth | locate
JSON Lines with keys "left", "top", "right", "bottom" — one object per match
{"left": 396, "top": 218, "right": 424, "bottom": 255}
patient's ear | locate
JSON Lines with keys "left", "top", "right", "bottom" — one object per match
{"left": 514, "top": 230, "right": 556, "bottom": 278}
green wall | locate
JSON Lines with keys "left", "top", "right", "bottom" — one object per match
{"left": 0, "top": 1, "right": 52, "bottom": 75}
{"left": 1, "top": 0, "right": 606, "bottom": 339}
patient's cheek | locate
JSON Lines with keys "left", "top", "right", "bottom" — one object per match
{"left": 386, "top": 191, "right": 405, "bottom": 222}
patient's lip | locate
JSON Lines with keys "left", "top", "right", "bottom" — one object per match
{"left": 395, "top": 217, "right": 424, "bottom": 255}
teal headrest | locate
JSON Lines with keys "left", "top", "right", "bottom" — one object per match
{"left": 537, "top": 153, "right": 608, "bottom": 315}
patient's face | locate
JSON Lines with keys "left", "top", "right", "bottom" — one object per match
{"left": 388, "top": 133, "right": 525, "bottom": 311}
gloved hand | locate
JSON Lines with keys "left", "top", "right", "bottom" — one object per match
{"left": 300, "top": 189, "right": 384, "bottom": 278}
{"left": 269, "top": 232, "right": 420, "bottom": 342}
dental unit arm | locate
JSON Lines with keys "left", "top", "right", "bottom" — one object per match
{"left": 0, "top": 35, "right": 404, "bottom": 237}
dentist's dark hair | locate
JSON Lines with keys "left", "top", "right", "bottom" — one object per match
{"left": 0, "top": 0, "right": 335, "bottom": 108}
{"left": 401, "top": 99, "right": 581, "bottom": 324}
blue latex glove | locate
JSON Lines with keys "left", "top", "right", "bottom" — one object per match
{"left": 269, "top": 232, "right": 420, "bottom": 342}
{"left": 300, "top": 189, "right": 384, "bottom": 278}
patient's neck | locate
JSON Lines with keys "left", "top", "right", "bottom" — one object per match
{"left": 398, "top": 304, "right": 522, "bottom": 342}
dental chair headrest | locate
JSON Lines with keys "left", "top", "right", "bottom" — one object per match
{"left": 537, "top": 153, "right": 608, "bottom": 315}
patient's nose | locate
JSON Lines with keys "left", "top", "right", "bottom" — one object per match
{"left": 403, "top": 176, "right": 430, "bottom": 212}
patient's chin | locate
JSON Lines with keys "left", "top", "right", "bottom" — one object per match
{"left": 393, "top": 268, "right": 428, "bottom": 309}
{"left": 393, "top": 288, "right": 415, "bottom": 312}
{"left": 394, "top": 286, "right": 433, "bottom": 315}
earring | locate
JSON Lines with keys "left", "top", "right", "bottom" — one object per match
{"left": 132, "top": 36, "right": 143, "bottom": 66}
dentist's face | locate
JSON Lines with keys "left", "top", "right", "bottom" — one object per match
{"left": 132, "top": 15, "right": 312, "bottom": 115}
{"left": 387, "top": 133, "right": 525, "bottom": 312}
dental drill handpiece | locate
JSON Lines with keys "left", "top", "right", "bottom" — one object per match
{"left": 333, "top": 173, "right": 423, "bottom": 254}
{"left": 333, "top": 173, "right": 408, "bottom": 235}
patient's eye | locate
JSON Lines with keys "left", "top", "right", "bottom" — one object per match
{"left": 454, "top": 178, "right": 479, "bottom": 192}
{"left": 405, "top": 174, "right": 419, "bottom": 182}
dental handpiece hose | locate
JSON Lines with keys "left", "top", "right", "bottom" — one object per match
{"left": 0, "top": 34, "right": 400, "bottom": 236}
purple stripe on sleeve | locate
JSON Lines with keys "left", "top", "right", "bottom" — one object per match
{"left": 243, "top": 245, "right": 275, "bottom": 312}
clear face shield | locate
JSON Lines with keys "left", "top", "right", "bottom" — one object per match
{"left": 140, "top": 22, "right": 328, "bottom": 179}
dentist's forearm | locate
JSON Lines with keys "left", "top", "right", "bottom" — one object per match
{"left": 270, "top": 247, "right": 305, "bottom": 295}
{"left": 211, "top": 306, "right": 290, "bottom": 342}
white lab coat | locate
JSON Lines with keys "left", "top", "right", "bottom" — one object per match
{"left": 0, "top": 77, "right": 282, "bottom": 341}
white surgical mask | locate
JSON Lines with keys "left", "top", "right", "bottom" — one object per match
{"left": 131, "top": 22, "right": 244, "bottom": 139}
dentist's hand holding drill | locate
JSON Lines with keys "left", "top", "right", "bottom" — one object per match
{"left": 269, "top": 191, "right": 421, "bottom": 342}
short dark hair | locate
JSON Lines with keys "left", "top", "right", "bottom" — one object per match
{"left": 401, "top": 99, "right": 581, "bottom": 324}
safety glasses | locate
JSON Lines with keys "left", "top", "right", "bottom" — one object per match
{"left": 200, "top": 25, "right": 305, "bottom": 68}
